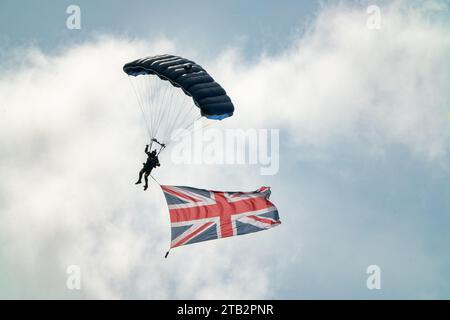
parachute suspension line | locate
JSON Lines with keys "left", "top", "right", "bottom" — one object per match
{"left": 166, "top": 88, "right": 201, "bottom": 140}
{"left": 142, "top": 75, "right": 201, "bottom": 148}
{"left": 159, "top": 88, "right": 181, "bottom": 143}
{"left": 147, "top": 77, "right": 159, "bottom": 137}
{"left": 143, "top": 76, "right": 157, "bottom": 139}
{"left": 169, "top": 99, "right": 197, "bottom": 134}
{"left": 135, "top": 76, "right": 171, "bottom": 146}
{"left": 141, "top": 76, "right": 159, "bottom": 146}
{"left": 156, "top": 79, "right": 172, "bottom": 134}
{"left": 151, "top": 77, "right": 173, "bottom": 144}
{"left": 149, "top": 173, "right": 161, "bottom": 185}
{"left": 152, "top": 81, "right": 173, "bottom": 142}
{"left": 163, "top": 85, "right": 190, "bottom": 143}
{"left": 170, "top": 115, "right": 209, "bottom": 144}
{"left": 128, "top": 72, "right": 223, "bottom": 151}
{"left": 128, "top": 76, "right": 152, "bottom": 141}
{"left": 145, "top": 76, "right": 158, "bottom": 138}
{"left": 163, "top": 109, "right": 202, "bottom": 146}
{"left": 160, "top": 91, "right": 194, "bottom": 144}
{"left": 157, "top": 145, "right": 165, "bottom": 156}
{"left": 142, "top": 78, "right": 158, "bottom": 146}
{"left": 181, "top": 114, "right": 203, "bottom": 134}
{"left": 170, "top": 116, "right": 219, "bottom": 144}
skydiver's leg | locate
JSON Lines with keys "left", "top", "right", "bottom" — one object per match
{"left": 143, "top": 172, "right": 149, "bottom": 190}
{"left": 135, "top": 168, "right": 144, "bottom": 184}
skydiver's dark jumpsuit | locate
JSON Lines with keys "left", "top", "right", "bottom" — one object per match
{"left": 135, "top": 145, "right": 160, "bottom": 190}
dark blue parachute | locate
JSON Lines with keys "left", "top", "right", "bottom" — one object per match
{"left": 123, "top": 54, "right": 234, "bottom": 120}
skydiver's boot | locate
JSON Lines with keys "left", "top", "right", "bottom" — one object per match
{"left": 143, "top": 174, "right": 149, "bottom": 191}
{"left": 135, "top": 170, "right": 144, "bottom": 184}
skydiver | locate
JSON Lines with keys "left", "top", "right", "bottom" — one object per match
{"left": 135, "top": 144, "right": 160, "bottom": 190}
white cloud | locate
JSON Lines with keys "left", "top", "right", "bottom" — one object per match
{"left": 0, "top": 36, "right": 283, "bottom": 299}
{"left": 213, "top": 1, "right": 450, "bottom": 162}
{"left": 0, "top": 1, "right": 449, "bottom": 299}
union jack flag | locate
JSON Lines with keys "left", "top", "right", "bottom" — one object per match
{"left": 160, "top": 185, "right": 281, "bottom": 249}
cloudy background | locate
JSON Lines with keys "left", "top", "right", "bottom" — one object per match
{"left": 0, "top": 0, "right": 449, "bottom": 299}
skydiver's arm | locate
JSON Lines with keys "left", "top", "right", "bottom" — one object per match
{"left": 145, "top": 144, "right": 150, "bottom": 155}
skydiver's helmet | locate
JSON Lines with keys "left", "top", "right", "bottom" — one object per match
{"left": 151, "top": 150, "right": 157, "bottom": 156}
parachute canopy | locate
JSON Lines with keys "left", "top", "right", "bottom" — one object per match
{"left": 124, "top": 54, "right": 234, "bottom": 120}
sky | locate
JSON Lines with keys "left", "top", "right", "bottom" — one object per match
{"left": 0, "top": 0, "right": 317, "bottom": 59}
{"left": 0, "top": 0, "right": 450, "bottom": 299}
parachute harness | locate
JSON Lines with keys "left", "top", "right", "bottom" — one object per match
{"left": 151, "top": 138, "right": 166, "bottom": 155}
